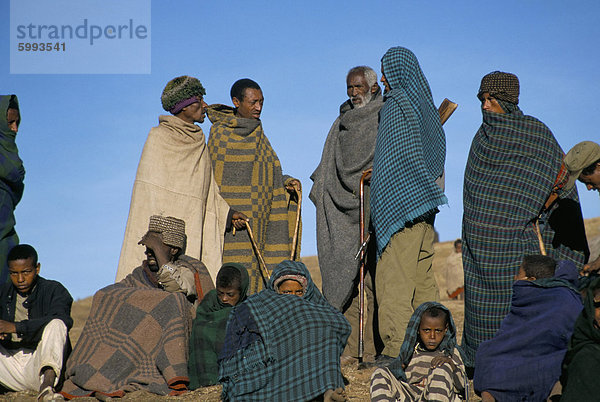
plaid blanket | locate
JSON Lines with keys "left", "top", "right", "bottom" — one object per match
{"left": 188, "top": 263, "right": 249, "bottom": 388}
{"left": 219, "top": 260, "right": 351, "bottom": 401}
{"left": 474, "top": 261, "right": 582, "bottom": 401}
{"left": 0, "top": 95, "right": 25, "bottom": 285}
{"left": 207, "top": 105, "right": 301, "bottom": 293}
{"left": 61, "top": 264, "right": 199, "bottom": 398}
{"left": 462, "top": 105, "right": 589, "bottom": 366}
{"left": 370, "top": 47, "right": 447, "bottom": 256}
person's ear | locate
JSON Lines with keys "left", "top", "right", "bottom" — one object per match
{"left": 232, "top": 97, "right": 241, "bottom": 108}
{"left": 371, "top": 83, "right": 379, "bottom": 94}
{"left": 35, "top": 263, "right": 41, "bottom": 275}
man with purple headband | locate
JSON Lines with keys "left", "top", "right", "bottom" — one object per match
{"left": 117, "top": 76, "right": 247, "bottom": 283}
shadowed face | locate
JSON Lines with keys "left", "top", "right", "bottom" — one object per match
{"left": 6, "top": 108, "right": 19, "bottom": 133}
{"left": 9, "top": 257, "right": 40, "bottom": 295}
{"left": 233, "top": 88, "right": 263, "bottom": 120}
{"left": 217, "top": 285, "right": 241, "bottom": 306}
{"left": 277, "top": 279, "right": 305, "bottom": 297}
{"left": 480, "top": 92, "right": 504, "bottom": 114}
{"left": 418, "top": 314, "right": 448, "bottom": 351}
{"left": 579, "top": 163, "right": 600, "bottom": 192}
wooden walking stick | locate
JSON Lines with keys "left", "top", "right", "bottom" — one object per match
{"left": 290, "top": 186, "right": 302, "bottom": 260}
{"left": 355, "top": 97, "right": 459, "bottom": 362}
{"left": 244, "top": 221, "right": 271, "bottom": 285}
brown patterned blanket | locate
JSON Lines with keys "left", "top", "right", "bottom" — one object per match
{"left": 61, "top": 263, "right": 205, "bottom": 398}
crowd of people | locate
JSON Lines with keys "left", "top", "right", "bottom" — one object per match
{"left": 0, "top": 45, "right": 599, "bottom": 401}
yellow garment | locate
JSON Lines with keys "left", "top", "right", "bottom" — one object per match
{"left": 116, "top": 115, "right": 230, "bottom": 282}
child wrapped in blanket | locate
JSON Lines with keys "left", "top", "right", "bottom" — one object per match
{"left": 370, "top": 302, "right": 466, "bottom": 401}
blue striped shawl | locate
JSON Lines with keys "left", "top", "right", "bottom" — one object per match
{"left": 370, "top": 47, "right": 447, "bottom": 256}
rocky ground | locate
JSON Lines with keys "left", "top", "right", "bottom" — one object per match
{"left": 2, "top": 217, "right": 599, "bottom": 401}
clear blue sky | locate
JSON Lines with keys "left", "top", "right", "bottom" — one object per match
{"left": 2, "top": 1, "right": 599, "bottom": 299}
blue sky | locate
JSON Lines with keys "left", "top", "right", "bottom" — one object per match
{"left": 2, "top": 0, "right": 599, "bottom": 299}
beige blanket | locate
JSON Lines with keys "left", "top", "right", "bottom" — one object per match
{"left": 116, "top": 115, "right": 230, "bottom": 282}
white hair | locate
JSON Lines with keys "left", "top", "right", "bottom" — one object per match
{"left": 347, "top": 66, "right": 377, "bottom": 88}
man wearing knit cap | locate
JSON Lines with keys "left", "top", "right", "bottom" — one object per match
{"left": 462, "top": 71, "right": 589, "bottom": 370}
{"left": 565, "top": 141, "right": 600, "bottom": 274}
{"left": 63, "top": 215, "right": 215, "bottom": 397}
{"left": 206, "top": 79, "right": 302, "bottom": 293}
{"left": 116, "top": 76, "right": 247, "bottom": 283}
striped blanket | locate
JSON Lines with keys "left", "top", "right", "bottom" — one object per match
{"left": 219, "top": 261, "right": 351, "bottom": 401}
{"left": 462, "top": 107, "right": 589, "bottom": 366}
{"left": 61, "top": 262, "right": 207, "bottom": 398}
{"left": 207, "top": 105, "right": 301, "bottom": 293}
{"left": 0, "top": 95, "right": 25, "bottom": 285}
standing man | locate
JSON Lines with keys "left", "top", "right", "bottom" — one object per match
{"left": 207, "top": 79, "right": 301, "bottom": 293}
{"left": 462, "top": 71, "right": 588, "bottom": 370}
{"left": 369, "top": 47, "right": 447, "bottom": 361}
{"left": 117, "top": 76, "right": 246, "bottom": 282}
{"left": 565, "top": 141, "right": 600, "bottom": 274}
{"left": 0, "top": 95, "right": 25, "bottom": 285}
{"left": 310, "top": 66, "right": 382, "bottom": 361}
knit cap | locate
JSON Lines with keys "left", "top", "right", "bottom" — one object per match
{"left": 161, "top": 76, "right": 206, "bottom": 114}
{"left": 477, "top": 71, "right": 520, "bottom": 105}
{"left": 148, "top": 215, "right": 186, "bottom": 250}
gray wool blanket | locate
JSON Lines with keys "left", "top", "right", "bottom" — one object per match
{"left": 309, "top": 92, "right": 382, "bottom": 310}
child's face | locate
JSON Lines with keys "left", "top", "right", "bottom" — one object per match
{"left": 419, "top": 315, "right": 448, "bottom": 351}
{"left": 277, "top": 279, "right": 305, "bottom": 297}
{"left": 9, "top": 257, "right": 40, "bottom": 295}
{"left": 217, "top": 286, "right": 241, "bottom": 306}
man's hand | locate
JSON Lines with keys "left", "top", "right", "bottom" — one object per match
{"left": 138, "top": 231, "right": 172, "bottom": 268}
{"left": 231, "top": 211, "right": 249, "bottom": 230}
{"left": 431, "top": 355, "right": 454, "bottom": 369}
{"left": 0, "top": 320, "right": 16, "bottom": 336}
{"left": 362, "top": 167, "right": 373, "bottom": 183}
{"left": 582, "top": 255, "right": 600, "bottom": 276}
{"left": 285, "top": 179, "right": 302, "bottom": 194}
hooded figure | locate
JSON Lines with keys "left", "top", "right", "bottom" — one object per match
{"left": 218, "top": 260, "right": 350, "bottom": 401}
{"left": 0, "top": 95, "right": 25, "bottom": 285}
{"left": 462, "top": 71, "right": 589, "bottom": 366}
{"left": 369, "top": 47, "right": 447, "bottom": 358}
{"left": 188, "top": 262, "right": 249, "bottom": 388}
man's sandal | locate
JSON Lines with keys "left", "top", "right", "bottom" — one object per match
{"left": 37, "top": 385, "right": 64, "bottom": 401}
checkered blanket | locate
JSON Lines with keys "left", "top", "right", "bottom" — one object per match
{"left": 61, "top": 266, "right": 194, "bottom": 398}
{"left": 370, "top": 47, "right": 447, "bottom": 256}
{"left": 462, "top": 106, "right": 589, "bottom": 366}
{"left": 0, "top": 95, "right": 24, "bottom": 285}
{"left": 219, "top": 261, "right": 351, "bottom": 401}
{"left": 207, "top": 105, "right": 301, "bottom": 293}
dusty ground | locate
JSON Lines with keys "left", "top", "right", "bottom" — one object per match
{"left": 2, "top": 219, "right": 598, "bottom": 401}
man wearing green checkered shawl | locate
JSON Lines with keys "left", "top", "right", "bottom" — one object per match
{"left": 0, "top": 95, "right": 25, "bottom": 286}
{"left": 462, "top": 71, "right": 589, "bottom": 369}
{"left": 370, "top": 47, "right": 447, "bottom": 359}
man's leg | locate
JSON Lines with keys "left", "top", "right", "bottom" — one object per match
{"left": 30, "top": 319, "right": 68, "bottom": 392}
{"left": 412, "top": 221, "right": 440, "bottom": 309}
{"left": 0, "top": 344, "right": 33, "bottom": 391}
{"left": 375, "top": 223, "right": 427, "bottom": 357}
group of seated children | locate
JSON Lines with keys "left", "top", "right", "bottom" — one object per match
{"left": 1, "top": 221, "right": 598, "bottom": 402}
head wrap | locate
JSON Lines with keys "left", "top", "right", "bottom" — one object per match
{"left": 161, "top": 76, "right": 206, "bottom": 114}
{"left": 564, "top": 141, "right": 600, "bottom": 189}
{"left": 273, "top": 274, "right": 308, "bottom": 292}
{"left": 477, "top": 71, "right": 520, "bottom": 105}
{"left": 147, "top": 215, "right": 186, "bottom": 250}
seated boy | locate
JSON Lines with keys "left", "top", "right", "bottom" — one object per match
{"left": 559, "top": 276, "right": 600, "bottom": 401}
{"left": 188, "top": 262, "right": 249, "bottom": 388}
{"left": 475, "top": 255, "right": 583, "bottom": 402}
{"left": 370, "top": 302, "right": 466, "bottom": 401}
{"left": 219, "top": 260, "right": 350, "bottom": 401}
{"left": 0, "top": 244, "right": 73, "bottom": 401}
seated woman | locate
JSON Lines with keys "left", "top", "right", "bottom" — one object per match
{"left": 560, "top": 277, "right": 600, "bottom": 401}
{"left": 218, "top": 260, "right": 350, "bottom": 401}
{"left": 188, "top": 262, "right": 249, "bottom": 388}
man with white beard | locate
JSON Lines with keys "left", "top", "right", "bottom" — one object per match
{"left": 310, "top": 66, "right": 383, "bottom": 363}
